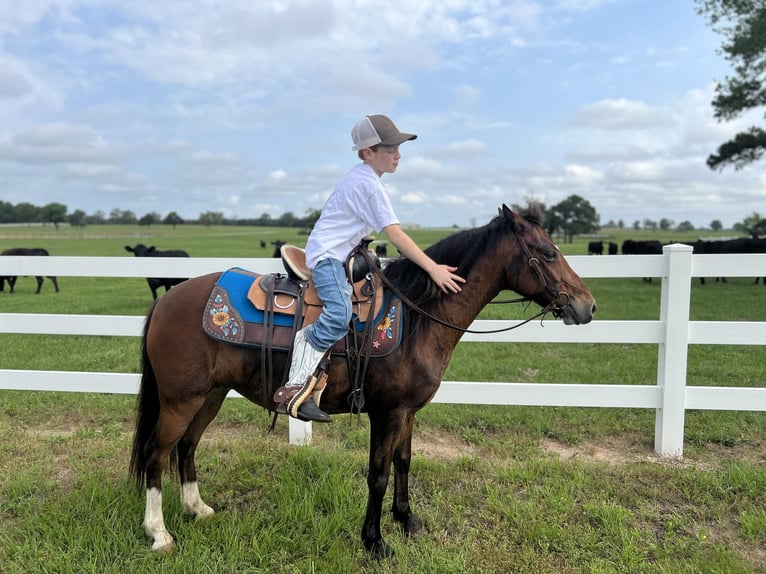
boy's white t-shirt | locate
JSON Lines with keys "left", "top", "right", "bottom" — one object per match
{"left": 306, "top": 163, "right": 399, "bottom": 269}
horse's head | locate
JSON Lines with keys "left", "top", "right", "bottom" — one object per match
{"left": 500, "top": 203, "right": 596, "bottom": 325}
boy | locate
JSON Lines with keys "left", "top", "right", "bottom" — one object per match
{"left": 284, "top": 114, "right": 465, "bottom": 422}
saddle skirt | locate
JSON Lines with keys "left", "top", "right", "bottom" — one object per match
{"left": 202, "top": 267, "right": 402, "bottom": 357}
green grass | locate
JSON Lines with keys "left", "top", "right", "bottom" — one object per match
{"left": 1, "top": 397, "right": 764, "bottom": 573}
{"left": 1, "top": 223, "right": 765, "bottom": 572}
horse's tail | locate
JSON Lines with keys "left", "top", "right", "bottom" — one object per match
{"left": 129, "top": 301, "right": 161, "bottom": 490}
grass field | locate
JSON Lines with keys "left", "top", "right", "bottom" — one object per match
{"left": 1, "top": 223, "right": 765, "bottom": 573}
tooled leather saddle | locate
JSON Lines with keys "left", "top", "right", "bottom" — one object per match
{"left": 202, "top": 245, "right": 401, "bottom": 356}
{"left": 201, "top": 241, "right": 402, "bottom": 412}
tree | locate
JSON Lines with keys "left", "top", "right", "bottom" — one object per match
{"left": 109, "top": 209, "right": 137, "bottom": 224}
{"left": 676, "top": 220, "right": 695, "bottom": 233}
{"left": 41, "top": 202, "right": 68, "bottom": 229}
{"left": 87, "top": 210, "right": 106, "bottom": 225}
{"left": 139, "top": 212, "right": 161, "bottom": 226}
{"left": 164, "top": 211, "right": 184, "bottom": 228}
{"left": 69, "top": 209, "right": 87, "bottom": 228}
{"left": 696, "top": 0, "right": 766, "bottom": 170}
{"left": 303, "top": 208, "right": 322, "bottom": 229}
{"left": 735, "top": 211, "right": 765, "bottom": 236}
{"left": 198, "top": 211, "right": 224, "bottom": 227}
{"left": 660, "top": 218, "right": 674, "bottom": 230}
{"left": 710, "top": 219, "right": 723, "bottom": 231}
{"left": 547, "top": 195, "right": 599, "bottom": 243}
{"left": 0, "top": 201, "right": 15, "bottom": 223}
{"left": 643, "top": 218, "right": 658, "bottom": 231}
{"left": 14, "top": 202, "right": 39, "bottom": 223}
{"left": 277, "top": 211, "right": 297, "bottom": 227}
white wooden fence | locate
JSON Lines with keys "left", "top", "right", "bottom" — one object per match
{"left": 1, "top": 244, "right": 764, "bottom": 457}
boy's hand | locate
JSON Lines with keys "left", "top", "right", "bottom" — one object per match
{"left": 429, "top": 264, "right": 465, "bottom": 294}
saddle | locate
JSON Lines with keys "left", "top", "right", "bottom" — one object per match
{"left": 202, "top": 242, "right": 402, "bottom": 413}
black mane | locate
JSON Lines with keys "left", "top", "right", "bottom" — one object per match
{"left": 383, "top": 204, "right": 543, "bottom": 323}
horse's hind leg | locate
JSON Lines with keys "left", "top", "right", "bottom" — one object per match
{"left": 391, "top": 413, "right": 423, "bottom": 535}
{"left": 176, "top": 387, "right": 228, "bottom": 520}
{"left": 143, "top": 396, "right": 207, "bottom": 551}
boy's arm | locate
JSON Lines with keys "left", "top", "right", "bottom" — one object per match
{"left": 382, "top": 224, "right": 465, "bottom": 294}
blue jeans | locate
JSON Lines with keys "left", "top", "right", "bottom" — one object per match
{"left": 304, "top": 258, "right": 353, "bottom": 350}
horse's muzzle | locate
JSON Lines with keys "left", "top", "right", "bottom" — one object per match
{"left": 559, "top": 299, "right": 596, "bottom": 325}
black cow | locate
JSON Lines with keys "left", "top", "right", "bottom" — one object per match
{"left": 621, "top": 240, "right": 662, "bottom": 255}
{"left": 622, "top": 240, "right": 663, "bottom": 283}
{"left": 608, "top": 242, "right": 618, "bottom": 255}
{"left": 125, "top": 244, "right": 189, "bottom": 299}
{"left": 692, "top": 238, "right": 766, "bottom": 285}
{"left": 0, "top": 248, "right": 60, "bottom": 294}
{"left": 588, "top": 241, "right": 603, "bottom": 255}
{"left": 259, "top": 240, "right": 267, "bottom": 249}
{"left": 271, "top": 240, "right": 286, "bottom": 258}
{"left": 375, "top": 243, "right": 388, "bottom": 257}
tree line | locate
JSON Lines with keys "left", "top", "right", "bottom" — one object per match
{"left": 0, "top": 201, "right": 322, "bottom": 230}
{"left": 2, "top": 197, "right": 763, "bottom": 242}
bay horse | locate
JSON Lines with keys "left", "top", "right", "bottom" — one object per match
{"left": 130, "top": 203, "right": 596, "bottom": 557}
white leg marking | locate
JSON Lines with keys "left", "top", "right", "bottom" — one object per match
{"left": 144, "top": 487, "right": 175, "bottom": 552}
{"left": 181, "top": 481, "right": 215, "bottom": 519}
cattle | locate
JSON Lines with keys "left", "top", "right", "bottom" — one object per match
{"left": 587, "top": 241, "right": 603, "bottom": 255}
{"left": 608, "top": 242, "right": 618, "bottom": 255}
{"left": 124, "top": 244, "right": 190, "bottom": 299}
{"left": 375, "top": 243, "right": 388, "bottom": 257}
{"left": 0, "top": 247, "right": 60, "bottom": 294}
{"left": 271, "top": 240, "right": 286, "bottom": 258}
{"left": 691, "top": 238, "right": 766, "bottom": 285}
{"left": 259, "top": 240, "right": 267, "bottom": 249}
{"left": 621, "top": 240, "right": 663, "bottom": 283}
{"left": 621, "top": 240, "right": 662, "bottom": 255}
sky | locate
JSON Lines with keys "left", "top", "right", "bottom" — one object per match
{"left": 0, "top": 0, "right": 764, "bottom": 230}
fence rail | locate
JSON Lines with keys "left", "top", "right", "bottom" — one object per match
{"left": 1, "top": 244, "right": 765, "bottom": 456}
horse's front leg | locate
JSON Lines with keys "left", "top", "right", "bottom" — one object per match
{"left": 362, "top": 412, "right": 403, "bottom": 559}
{"left": 391, "top": 413, "right": 423, "bottom": 535}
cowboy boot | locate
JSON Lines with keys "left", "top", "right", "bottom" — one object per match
{"left": 285, "top": 329, "right": 332, "bottom": 423}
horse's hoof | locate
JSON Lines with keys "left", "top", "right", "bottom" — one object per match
{"left": 194, "top": 507, "right": 215, "bottom": 520}
{"left": 403, "top": 514, "right": 423, "bottom": 536}
{"left": 151, "top": 533, "right": 176, "bottom": 553}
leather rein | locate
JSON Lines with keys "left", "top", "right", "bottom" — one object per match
{"left": 355, "top": 231, "right": 571, "bottom": 335}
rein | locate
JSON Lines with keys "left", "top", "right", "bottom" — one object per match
{"left": 355, "top": 233, "right": 570, "bottom": 335}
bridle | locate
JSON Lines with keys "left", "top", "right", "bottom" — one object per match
{"left": 355, "top": 226, "right": 572, "bottom": 335}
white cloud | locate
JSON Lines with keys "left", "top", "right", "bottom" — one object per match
{"left": 0, "top": 0, "right": 759, "bottom": 230}
{"left": 566, "top": 98, "right": 668, "bottom": 130}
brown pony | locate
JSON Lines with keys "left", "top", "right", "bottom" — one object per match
{"left": 130, "top": 204, "right": 596, "bottom": 557}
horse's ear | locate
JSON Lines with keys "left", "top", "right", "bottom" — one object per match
{"left": 501, "top": 204, "right": 516, "bottom": 224}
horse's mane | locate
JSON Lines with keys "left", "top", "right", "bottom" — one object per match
{"left": 383, "top": 203, "right": 543, "bottom": 329}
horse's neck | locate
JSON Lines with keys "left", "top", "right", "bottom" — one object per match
{"left": 428, "top": 255, "right": 505, "bottom": 345}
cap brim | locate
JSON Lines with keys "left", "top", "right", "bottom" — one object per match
{"left": 379, "top": 133, "right": 417, "bottom": 146}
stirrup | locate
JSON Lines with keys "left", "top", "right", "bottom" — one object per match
{"left": 273, "top": 359, "right": 332, "bottom": 423}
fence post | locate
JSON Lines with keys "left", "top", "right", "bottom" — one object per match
{"left": 289, "top": 417, "right": 312, "bottom": 445}
{"left": 654, "top": 243, "right": 693, "bottom": 458}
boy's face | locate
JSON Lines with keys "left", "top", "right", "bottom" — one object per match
{"left": 366, "top": 145, "right": 401, "bottom": 176}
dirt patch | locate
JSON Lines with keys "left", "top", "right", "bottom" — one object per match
{"left": 413, "top": 433, "right": 475, "bottom": 461}
{"left": 539, "top": 435, "right": 766, "bottom": 469}
{"left": 540, "top": 437, "right": 663, "bottom": 466}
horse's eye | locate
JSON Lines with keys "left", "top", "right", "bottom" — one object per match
{"left": 543, "top": 250, "right": 557, "bottom": 262}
